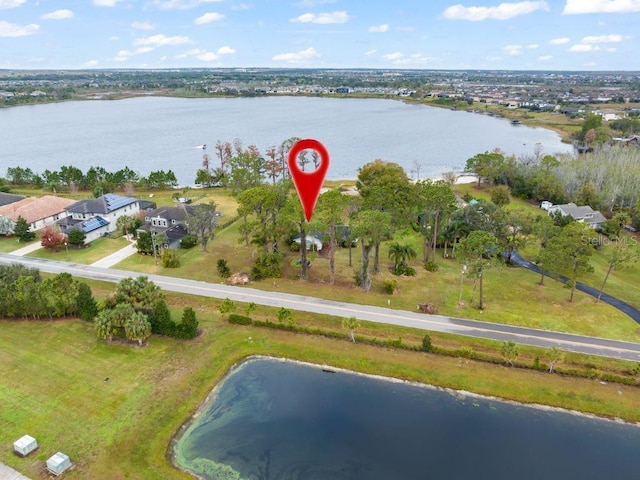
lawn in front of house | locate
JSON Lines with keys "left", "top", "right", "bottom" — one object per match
{"left": 26, "top": 236, "right": 130, "bottom": 264}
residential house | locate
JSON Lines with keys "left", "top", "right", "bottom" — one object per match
{"left": 65, "top": 193, "right": 139, "bottom": 234}
{"left": 57, "top": 215, "right": 110, "bottom": 243}
{"left": 547, "top": 203, "right": 606, "bottom": 229}
{"left": 0, "top": 195, "right": 74, "bottom": 231}
{"left": 138, "top": 204, "right": 194, "bottom": 249}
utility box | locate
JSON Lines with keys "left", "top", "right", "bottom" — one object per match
{"left": 13, "top": 435, "right": 38, "bottom": 456}
{"left": 46, "top": 452, "right": 72, "bottom": 476}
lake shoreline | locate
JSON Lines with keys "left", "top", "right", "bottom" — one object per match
{"left": 170, "top": 354, "right": 640, "bottom": 478}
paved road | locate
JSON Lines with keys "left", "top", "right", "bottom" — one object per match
{"left": 2, "top": 253, "right": 640, "bottom": 362}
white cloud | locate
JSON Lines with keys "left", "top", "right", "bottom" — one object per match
{"left": 231, "top": 3, "right": 251, "bottom": 10}
{"left": 368, "top": 24, "right": 389, "bottom": 33}
{"left": 151, "top": 0, "right": 223, "bottom": 10}
{"left": 41, "top": 9, "right": 74, "bottom": 20}
{"left": 527, "top": 43, "right": 539, "bottom": 49}
{"left": 0, "top": 21, "right": 39, "bottom": 37}
{"left": 538, "top": 55, "right": 553, "bottom": 61}
{"left": 503, "top": 44, "right": 524, "bottom": 55}
{"left": 563, "top": 0, "right": 640, "bottom": 14}
{"left": 216, "top": 45, "right": 235, "bottom": 55}
{"left": 291, "top": 11, "right": 349, "bottom": 24}
{"left": 132, "top": 21, "right": 155, "bottom": 30}
{"left": 382, "top": 52, "right": 404, "bottom": 61}
{"left": 133, "top": 34, "right": 191, "bottom": 47}
{"left": 175, "top": 46, "right": 235, "bottom": 61}
{"left": 443, "top": 1, "right": 549, "bottom": 21}
{"left": 581, "top": 34, "right": 623, "bottom": 43}
{"left": 382, "top": 52, "right": 435, "bottom": 65}
{"left": 272, "top": 47, "right": 320, "bottom": 63}
{"left": 365, "top": 49, "right": 377, "bottom": 56}
{"left": 549, "top": 37, "right": 570, "bottom": 44}
{"left": 93, "top": 0, "right": 124, "bottom": 6}
{"left": 195, "top": 12, "right": 225, "bottom": 24}
{"left": 569, "top": 44, "right": 595, "bottom": 52}
{"left": 114, "top": 47, "right": 155, "bottom": 61}
{"left": 108, "top": 36, "right": 120, "bottom": 41}
{"left": 0, "top": 0, "right": 26, "bottom": 8}
{"left": 83, "top": 60, "right": 99, "bottom": 67}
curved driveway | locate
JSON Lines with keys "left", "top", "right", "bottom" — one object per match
{"left": 2, "top": 253, "right": 640, "bottom": 362}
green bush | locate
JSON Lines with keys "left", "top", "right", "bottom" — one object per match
{"left": 423, "top": 261, "right": 439, "bottom": 272}
{"left": 228, "top": 314, "right": 252, "bottom": 325}
{"left": 161, "top": 249, "right": 180, "bottom": 268}
{"left": 180, "top": 234, "right": 197, "bottom": 249}
{"left": 217, "top": 259, "right": 232, "bottom": 278}
{"left": 175, "top": 307, "right": 198, "bottom": 339}
{"left": 382, "top": 279, "right": 397, "bottom": 295}
{"left": 250, "top": 253, "right": 282, "bottom": 281}
{"left": 421, "top": 334, "right": 432, "bottom": 352}
{"left": 392, "top": 264, "right": 416, "bottom": 276}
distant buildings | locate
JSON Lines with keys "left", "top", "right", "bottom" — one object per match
{"left": 547, "top": 203, "right": 606, "bottom": 229}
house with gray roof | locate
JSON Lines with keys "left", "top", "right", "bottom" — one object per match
{"left": 65, "top": 193, "right": 139, "bottom": 234}
{"left": 138, "top": 204, "right": 194, "bottom": 249}
{"left": 547, "top": 203, "right": 607, "bottom": 229}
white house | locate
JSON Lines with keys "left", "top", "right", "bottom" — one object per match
{"left": 547, "top": 203, "right": 606, "bottom": 229}
{"left": 65, "top": 193, "right": 139, "bottom": 234}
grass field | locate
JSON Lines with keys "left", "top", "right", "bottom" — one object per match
{"left": 26, "top": 237, "right": 130, "bottom": 264}
{"left": 2, "top": 289, "right": 640, "bottom": 480}
{"left": 0, "top": 235, "right": 39, "bottom": 253}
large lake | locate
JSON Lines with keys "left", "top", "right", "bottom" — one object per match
{"left": 0, "top": 96, "right": 572, "bottom": 186}
{"left": 174, "top": 358, "right": 640, "bottom": 480}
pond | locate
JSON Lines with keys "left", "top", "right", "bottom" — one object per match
{"left": 173, "top": 357, "right": 640, "bottom": 480}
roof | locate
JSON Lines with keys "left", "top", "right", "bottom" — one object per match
{"left": 0, "top": 192, "right": 25, "bottom": 207}
{"left": 553, "top": 203, "right": 607, "bottom": 225}
{"left": 0, "top": 195, "right": 75, "bottom": 223}
{"left": 67, "top": 193, "right": 137, "bottom": 215}
{"left": 145, "top": 204, "right": 194, "bottom": 222}
{"left": 58, "top": 215, "right": 110, "bottom": 234}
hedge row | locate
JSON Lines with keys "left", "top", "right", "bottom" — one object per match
{"left": 228, "top": 315, "right": 639, "bottom": 387}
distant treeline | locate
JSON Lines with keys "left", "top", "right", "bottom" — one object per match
{"left": 2, "top": 165, "right": 178, "bottom": 194}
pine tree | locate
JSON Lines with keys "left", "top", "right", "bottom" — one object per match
{"left": 14, "top": 216, "right": 35, "bottom": 242}
{"left": 76, "top": 282, "right": 98, "bottom": 322}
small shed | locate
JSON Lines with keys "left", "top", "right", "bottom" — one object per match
{"left": 13, "top": 435, "right": 38, "bottom": 456}
{"left": 46, "top": 452, "right": 72, "bottom": 476}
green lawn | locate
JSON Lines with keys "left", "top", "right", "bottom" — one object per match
{"left": 2, "top": 291, "right": 640, "bottom": 479}
{"left": 26, "top": 236, "right": 130, "bottom": 264}
{"left": 0, "top": 235, "right": 39, "bottom": 253}
{"left": 114, "top": 209, "right": 640, "bottom": 342}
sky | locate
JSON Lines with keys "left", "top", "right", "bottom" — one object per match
{"left": 1, "top": 0, "right": 639, "bottom": 71}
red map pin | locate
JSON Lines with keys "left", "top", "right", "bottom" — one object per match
{"left": 288, "top": 139, "right": 330, "bottom": 222}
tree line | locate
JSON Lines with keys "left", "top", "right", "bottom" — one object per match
{"left": 3, "top": 165, "right": 178, "bottom": 195}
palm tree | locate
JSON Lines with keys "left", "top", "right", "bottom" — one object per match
{"left": 124, "top": 312, "right": 152, "bottom": 346}
{"left": 94, "top": 311, "right": 115, "bottom": 342}
{"left": 388, "top": 242, "right": 417, "bottom": 270}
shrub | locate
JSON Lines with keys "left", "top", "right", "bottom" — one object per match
{"left": 382, "top": 279, "right": 397, "bottom": 295}
{"left": 217, "top": 259, "right": 232, "bottom": 278}
{"left": 392, "top": 264, "right": 416, "bottom": 276}
{"left": 149, "top": 300, "right": 173, "bottom": 335}
{"left": 462, "top": 192, "right": 473, "bottom": 203}
{"left": 250, "top": 253, "right": 282, "bottom": 281}
{"left": 421, "top": 334, "right": 432, "bottom": 352}
{"left": 353, "top": 271, "right": 363, "bottom": 287}
{"left": 175, "top": 307, "right": 198, "bottom": 339}
{"left": 219, "top": 298, "right": 237, "bottom": 315}
{"left": 228, "top": 314, "right": 252, "bottom": 325}
{"left": 277, "top": 307, "right": 294, "bottom": 326}
{"left": 423, "top": 261, "right": 439, "bottom": 272}
{"left": 68, "top": 228, "right": 86, "bottom": 246}
{"left": 161, "top": 249, "right": 180, "bottom": 268}
{"left": 180, "top": 234, "right": 197, "bottom": 249}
